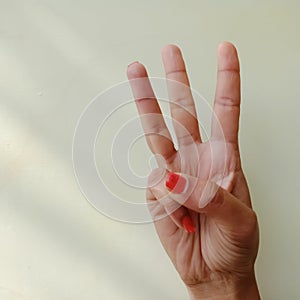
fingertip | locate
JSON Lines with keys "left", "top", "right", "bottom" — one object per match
{"left": 217, "top": 41, "right": 240, "bottom": 71}
{"left": 127, "top": 61, "right": 148, "bottom": 79}
{"left": 218, "top": 41, "right": 237, "bottom": 54}
{"left": 161, "top": 44, "right": 182, "bottom": 58}
{"left": 161, "top": 44, "right": 186, "bottom": 72}
{"left": 182, "top": 215, "right": 196, "bottom": 233}
{"left": 165, "top": 172, "right": 189, "bottom": 194}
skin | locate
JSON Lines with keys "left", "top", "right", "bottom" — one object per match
{"left": 127, "top": 42, "right": 260, "bottom": 300}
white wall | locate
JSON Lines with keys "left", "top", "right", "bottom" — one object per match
{"left": 0, "top": 1, "right": 299, "bottom": 299}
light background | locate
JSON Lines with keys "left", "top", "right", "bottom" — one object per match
{"left": 1, "top": 0, "right": 300, "bottom": 299}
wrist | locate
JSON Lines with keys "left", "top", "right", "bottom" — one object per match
{"left": 186, "top": 273, "right": 260, "bottom": 300}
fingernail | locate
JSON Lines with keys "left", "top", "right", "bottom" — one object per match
{"left": 182, "top": 216, "right": 196, "bottom": 233}
{"left": 165, "top": 172, "right": 188, "bottom": 194}
{"left": 128, "top": 61, "right": 139, "bottom": 67}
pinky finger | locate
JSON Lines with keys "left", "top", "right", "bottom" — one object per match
{"left": 147, "top": 168, "right": 196, "bottom": 235}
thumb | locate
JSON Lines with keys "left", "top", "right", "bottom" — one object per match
{"left": 164, "top": 171, "right": 257, "bottom": 230}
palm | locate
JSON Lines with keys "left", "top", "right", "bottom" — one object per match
{"left": 171, "top": 141, "right": 239, "bottom": 189}
{"left": 157, "top": 141, "right": 250, "bottom": 284}
{"left": 127, "top": 43, "right": 257, "bottom": 286}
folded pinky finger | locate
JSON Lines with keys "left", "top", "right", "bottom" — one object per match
{"left": 147, "top": 168, "right": 197, "bottom": 236}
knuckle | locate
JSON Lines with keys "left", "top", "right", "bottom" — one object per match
{"left": 149, "top": 121, "right": 167, "bottom": 135}
{"left": 199, "top": 187, "right": 224, "bottom": 210}
{"left": 209, "top": 188, "right": 225, "bottom": 208}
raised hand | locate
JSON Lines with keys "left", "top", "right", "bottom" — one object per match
{"left": 127, "top": 43, "right": 260, "bottom": 299}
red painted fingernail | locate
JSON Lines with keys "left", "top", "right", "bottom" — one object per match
{"left": 182, "top": 216, "right": 196, "bottom": 233}
{"left": 165, "top": 172, "right": 187, "bottom": 194}
{"left": 165, "top": 172, "right": 180, "bottom": 190}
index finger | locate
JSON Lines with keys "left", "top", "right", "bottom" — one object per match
{"left": 127, "top": 62, "right": 176, "bottom": 162}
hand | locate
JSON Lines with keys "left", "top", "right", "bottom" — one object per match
{"left": 127, "top": 42, "right": 260, "bottom": 299}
